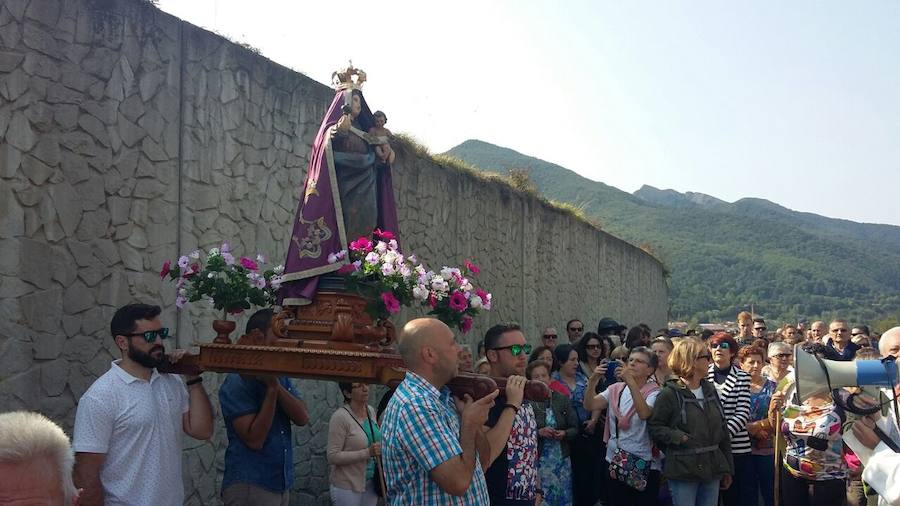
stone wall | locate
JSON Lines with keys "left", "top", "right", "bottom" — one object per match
{"left": 0, "top": 0, "right": 667, "bottom": 504}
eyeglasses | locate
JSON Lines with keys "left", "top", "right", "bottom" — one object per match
{"left": 490, "top": 344, "right": 533, "bottom": 357}
{"left": 585, "top": 344, "right": 601, "bottom": 350}
{"left": 696, "top": 354, "right": 711, "bottom": 361}
{"left": 543, "top": 334, "right": 558, "bottom": 340}
{"left": 851, "top": 332, "right": 864, "bottom": 337}
{"left": 121, "top": 327, "right": 170, "bottom": 343}
{"left": 773, "top": 353, "right": 792, "bottom": 359}
{"left": 569, "top": 327, "right": 583, "bottom": 332}
{"left": 710, "top": 342, "right": 730, "bottom": 350}
{"left": 753, "top": 327, "right": 767, "bottom": 332}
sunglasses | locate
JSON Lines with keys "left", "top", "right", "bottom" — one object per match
{"left": 121, "top": 327, "right": 170, "bottom": 343}
{"left": 710, "top": 342, "right": 730, "bottom": 350}
{"left": 696, "top": 354, "right": 712, "bottom": 361}
{"left": 543, "top": 334, "right": 558, "bottom": 340}
{"left": 753, "top": 327, "right": 767, "bottom": 332}
{"left": 851, "top": 332, "right": 864, "bottom": 337}
{"left": 773, "top": 353, "right": 792, "bottom": 359}
{"left": 491, "top": 344, "right": 533, "bottom": 357}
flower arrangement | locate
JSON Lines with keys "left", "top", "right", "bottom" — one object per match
{"left": 160, "top": 242, "right": 284, "bottom": 319}
{"left": 331, "top": 230, "right": 492, "bottom": 333}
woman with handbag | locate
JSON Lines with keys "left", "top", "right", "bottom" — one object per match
{"left": 527, "top": 360, "right": 578, "bottom": 505}
{"left": 585, "top": 346, "right": 662, "bottom": 506}
{"left": 648, "top": 338, "right": 734, "bottom": 506}
{"left": 327, "top": 382, "right": 382, "bottom": 506}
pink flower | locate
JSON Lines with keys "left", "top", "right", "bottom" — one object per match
{"left": 475, "top": 288, "right": 488, "bottom": 301}
{"left": 461, "top": 316, "right": 473, "bottom": 334}
{"left": 337, "top": 264, "right": 355, "bottom": 274}
{"left": 349, "top": 237, "right": 373, "bottom": 253}
{"left": 240, "top": 257, "right": 258, "bottom": 270}
{"left": 449, "top": 291, "right": 468, "bottom": 312}
{"left": 381, "top": 292, "right": 400, "bottom": 314}
{"left": 464, "top": 260, "right": 480, "bottom": 275}
{"left": 373, "top": 228, "right": 395, "bottom": 240}
{"left": 160, "top": 260, "right": 171, "bottom": 279}
{"left": 428, "top": 293, "right": 437, "bottom": 308}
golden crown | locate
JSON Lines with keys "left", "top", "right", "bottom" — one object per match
{"left": 332, "top": 62, "right": 367, "bottom": 90}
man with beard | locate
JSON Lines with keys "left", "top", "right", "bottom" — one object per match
{"left": 73, "top": 303, "right": 213, "bottom": 506}
{"left": 483, "top": 322, "right": 540, "bottom": 506}
{"left": 381, "top": 318, "right": 500, "bottom": 505}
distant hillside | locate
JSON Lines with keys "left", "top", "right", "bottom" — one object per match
{"left": 445, "top": 140, "right": 900, "bottom": 324}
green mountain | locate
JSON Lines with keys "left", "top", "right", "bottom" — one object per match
{"left": 445, "top": 139, "right": 900, "bottom": 325}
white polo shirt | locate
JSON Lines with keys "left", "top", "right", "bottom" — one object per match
{"left": 73, "top": 360, "right": 189, "bottom": 506}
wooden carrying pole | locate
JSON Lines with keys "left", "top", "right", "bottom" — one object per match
{"left": 773, "top": 410, "right": 782, "bottom": 506}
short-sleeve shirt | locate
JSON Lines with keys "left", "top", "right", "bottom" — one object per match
{"left": 601, "top": 386, "right": 662, "bottom": 470}
{"left": 484, "top": 395, "right": 539, "bottom": 505}
{"left": 219, "top": 374, "right": 301, "bottom": 493}
{"left": 381, "top": 372, "right": 490, "bottom": 506}
{"left": 73, "top": 360, "right": 189, "bottom": 506}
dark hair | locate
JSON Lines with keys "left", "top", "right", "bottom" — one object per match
{"left": 638, "top": 323, "right": 652, "bottom": 338}
{"left": 552, "top": 344, "right": 576, "bottom": 372}
{"left": 700, "top": 329, "right": 714, "bottom": 341}
{"left": 477, "top": 340, "right": 485, "bottom": 353}
{"left": 484, "top": 322, "right": 522, "bottom": 351}
{"left": 853, "top": 325, "right": 870, "bottom": 336}
{"left": 576, "top": 332, "right": 602, "bottom": 363}
{"left": 528, "top": 345, "right": 554, "bottom": 368}
{"left": 801, "top": 342, "right": 842, "bottom": 361}
{"left": 625, "top": 326, "right": 647, "bottom": 349}
{"left": 338, "top": 382, "right": 354, "bottom": 402}
{"left": 245, "top": 308, "right": 274, "bottom": 335}
{"left": 752, "top": 318, "right": 766, "bottom": 325}
{"left": 751, "top": 338, "right": 768, "bottom": 350}
{"left": 110, "top": 303, "right": 161, "bottom": 339}
{"left": 566, "top": 319, "right": 583, "bottom": 331}
{"left": 373, "top": 110, "right": 387, "bottom": 122}
{"left": 526, "top": 361, "right": 550, "bottom": 380}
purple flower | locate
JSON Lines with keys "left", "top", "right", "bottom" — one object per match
{"left": 222, "top": 252, "right": 235, "bottom": 265}
{"left": 449, "top": 291, "right": 468, "bottom": 312}
{"left": 175, "top": 295, "right": 187, "bottom": 308}
{"left": 177, "top": 256, "right": 190, "bottom": 269}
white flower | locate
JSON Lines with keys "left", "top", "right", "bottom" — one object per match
{"left": 470, "top": 295, "right": 483, "bottom": 309}
{"left": 273, "top": 264, "right": 284, "bottom": 274}
{"left": 375, "top": 241, "right": 388, "bottom": 253}
{"left": 412, "top": 285, "right": 429, "bottom": 300}
{"left": 222, "top": 252, "right": 235, "bottom": 265}
{"left": 399, "top": 264, "right": 412, "bottom": 278}
{"left": 177, "top": 256, "right": 190, "bottom": 269}
{"left": 431, "top": 276, "right": 449, "bottom": 293}
{"left": 440, "top": 267, "right": 461, "bottom": 279}
{"left": 383, "top": 251, "right": 399, "bottom": 266}
{"left": 388, "top": 239, "right": 398, "bottom": 250}
{"left": 178, "top": 287, "right": 187, "bottom": 297}
{"left": 381, "top": 263, "right": 396, "bottom": 276}
{"left": 365, "top": 252, "right": 380, "bottom": 265}
{"left": 189, "top": 250, "right": 201, "bottom": 259}
{"left": 253, "top": 277, "right": 266, "bottom": 289}
{"left": 207, "top": 272, "right": 215, "bottom": 278}
{"left": 327, "top": 252, "right": 339, "bottom": 264}
{"left": 270, "top": 275, "right": 284, "bottom": 290}
{"left": 409, "top": 254, "right": 418, "bottom": 264}
{"left": 256, "top": 254, "right": 266, "bottom": 263}
{"left": 209, "top": 247, "right": 220, "bottom": 256}
{"left": 483, "top": 293, "right": 492, "bottom": 310}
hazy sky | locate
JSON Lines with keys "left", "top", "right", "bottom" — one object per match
{"left": 157, "top": 0, "right": 900, "bottom": 226}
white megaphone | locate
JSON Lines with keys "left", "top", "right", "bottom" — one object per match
{"left": 794, "top": 344, "right": 899, "bottom": 403}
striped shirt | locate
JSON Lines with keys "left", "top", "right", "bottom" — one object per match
{"left": 381, "top": 371, "right": 490, "bottom": 506}
{"left": 707, "top": 365, "right": 752, "bottom": 454}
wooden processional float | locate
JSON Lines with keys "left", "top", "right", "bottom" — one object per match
{"left": 160, "top": 291, "right": 550, "bottom": 401}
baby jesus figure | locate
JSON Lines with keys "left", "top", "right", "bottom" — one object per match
{"left": 368, "top": 110, "right": 395, "bottom": 164}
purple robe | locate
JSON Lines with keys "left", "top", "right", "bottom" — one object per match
{"left": 279, "top": 89, "right": 400, "bottom": 305}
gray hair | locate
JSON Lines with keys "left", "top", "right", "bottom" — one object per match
{"left": 767, "top": 341, "right": 792, "bottom": 358}
{"left": 0, "top": 411, "right": 77, "bottom": 502}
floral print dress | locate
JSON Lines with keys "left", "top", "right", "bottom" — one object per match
{"left": 539, "top": 407, "right": 573, "bottom": 506}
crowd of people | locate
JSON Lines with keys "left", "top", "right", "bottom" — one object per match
{"left": 2, "top": 303, "right": 900, "bottom": 506}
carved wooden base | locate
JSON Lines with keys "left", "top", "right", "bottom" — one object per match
{"left": 271, "top": 292, "right": 395, "bottom": 349}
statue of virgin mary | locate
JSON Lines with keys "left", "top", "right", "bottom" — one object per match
{"left": 279, "top": 65, "right": 400, "bottom": 305}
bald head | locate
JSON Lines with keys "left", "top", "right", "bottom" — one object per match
{"left": 879, "top": 327, "right": 900, "bottom": 358}
{"left": 811, "top": 321, "right": 828, "bottom": 340}
{"left": 399, "top": 318, "right": 452, "bottom": 367}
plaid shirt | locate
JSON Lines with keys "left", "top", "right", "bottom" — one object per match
{"left": 381, "top": 371, "right": 490, "bottom": 505}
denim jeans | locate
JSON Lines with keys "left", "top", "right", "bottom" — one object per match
{"left": 668, "top": 478, "right": 721, "bottom": 506}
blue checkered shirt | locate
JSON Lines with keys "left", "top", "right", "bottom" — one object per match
{"left": 381, "top": 371, "right": 490, "bottom": 505}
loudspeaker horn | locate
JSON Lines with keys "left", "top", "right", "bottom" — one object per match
{"left": 793, "top": 344, "right": 898, "bottom": 402}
